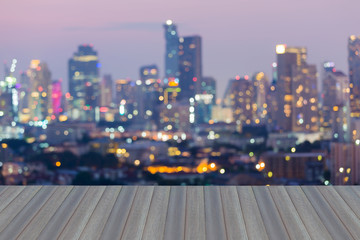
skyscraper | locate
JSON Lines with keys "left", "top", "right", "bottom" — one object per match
{"left": 178, "top": 36, "right": 202, "bottom": 100}
{"left": 27, "top": 60, "right": 52, "bottom": 122}
{"left": 100, "top": 74, "right": 113, "bottom": 107}
{"left": 0, "top": 59, "right": 18, "bottom": 124}
{"left": 322, "top": 69, "right": 350, "bottom": 142}
{"left": 252, "top": 72, "right": 269, "bottom": 124}
{"left": 348, "top": 36, "right": 360, "bottom": 118}
{"left": 274, "top": 44, "right": 318, "bottom": 132}
{"left": 164, "top": 20, "right": 179, "bottom": 78}
{"left": 69, "top": 44, "right": 100, "bottom": 121}
{"left": 223, "top": 76, "right": 255, "bottom": 129}
{"left": 52, "top": 80, "right": 62, "bottom": 117}
{"left": 139, "top": 65, "right": 161, "bottom": 126}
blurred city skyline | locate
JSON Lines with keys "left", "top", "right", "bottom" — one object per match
{"left": 2, "top": 0, "right": 360, "bottom": 95}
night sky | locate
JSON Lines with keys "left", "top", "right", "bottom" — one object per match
{"left": 1, "top": 0, "right": 360, "bottom": 96}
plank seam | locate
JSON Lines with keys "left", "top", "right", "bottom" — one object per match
{"left": 235, "top": 187, "right": 249, "bottom": 239}
{"left": 97, "top": 187, "right": 123, "bottom": 239}
{"left": 183, "top": 186, "right": 188, "bottom": 240}
{"left": 55, "top": 186, "right": 91, "bottom": 238}
{"left": 316, "top": 186, "right": 356, "bottom": 240}
{"left": 333, "top": 187, "right": 360, "bottom": 221}
{"left": 0, "top": 186, "right": 26, "bottom": 215}
{"left": 266, "top": 187, "right": 291, "bottom": 239}
{"left": 161, "top": 186, "right": 172, "bottom": 240}
{"left": 219, "top": 187, "right": 230, "bottom": 240}
{"left": 14, "top": 186, "right": 65, "bottom": 239}
{"left": 119, "top": 186, "right": 140, "bottom": 240}
{"left": 139, "top": 186, "right": 156, "bottom": 240}
{"left": 78, "top": 186, "right": 110, "bottom": 239}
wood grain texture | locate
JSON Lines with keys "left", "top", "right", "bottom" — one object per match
{"left": 0, "top": 186, "right": 41, "bottom": 233}
{"left": 142, "top": 186, "right": 170, "bottom": 240}
{"left": 237, "top": 186, "right": 268, "bottom": 240}
{"left": 302, "top": 186, "right": 353, "bottom": 239}
{"left": 79, "top": 186, "right": 121, "bottom": 240}
{"left": 37, "top": 186, "right": 89, "bottom": 240}
{"left": 184, "top": 186, "right": 206, "bottom": 240}
{"left": 269, "top": 186, "right": 311, "bottom": 240}
{"left": 252, "top": 186, "right": 289, "bottom": 240}
{"left": 0, "top": 186, "right": 357, "bottom": 240}
{"left": 120, "top": 186, "right": 154, "bottom": 240}
{"left": 100, "top": 186, "right": 138, "bottom": 240}
{"left": 334, "top": 186, "right": 360, "bottom": 219}
{"left": 16, "top": 186, "right": 73, "bottom": 240}
{"left": 317, "top": 186, "right": 360, "bottom": 238}
{"left": 220, "top": 186, "right": 248, "bottom": 240}
{"left": 163, "top": 186, "right": 187, "bottom": 240}
{"left": 204, "top": 186, "right": 227, "bottom": 240}
{"left": 0, "top": 186, "right": 58, "bottom": 239}
{"left": 285, "top": 186, "right": 332, "bottom": 240}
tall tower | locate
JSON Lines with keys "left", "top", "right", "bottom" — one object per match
{"left": 27, "top": 60, "right": 52, "bottom": 122}
{"left": 274, "top": 44, "right": 318, "bottom": 132}
{"left": 178, "top": 36, "right": 202, "bottom": 101}
{"left": 100, "top": 74, "right": 113, "bottom": 107}
{"left": 348, "top": 36, "right": 360, "bottom": 118}
{"left": 164, "top": 20, "right": 179, "bottom": 78}
{"left": 68, "top": 44, "right": 100, "bottom": 121}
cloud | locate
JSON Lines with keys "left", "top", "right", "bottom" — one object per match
{"left": 64, "top": 22, "right": 162, "bottom": 32}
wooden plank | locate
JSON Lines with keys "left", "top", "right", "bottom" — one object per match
{"left": 0, "top": 186, "right": 41, "bottom": 232}
{"left": 16, "top": 186, "right": 73, "bottom": 240}
{"left": 100, "top": 186, "right": 138, "bottom": 239}
{"left": 163, "top": 186, "right": 187, "bottom": 240}
{"left": 220, "top": 186, "right": 248, "bottom": 240}
{"left": 237, "top": 187, "right": 268, "bottom": 240}
{"left": 285, "top": 186, "right": 332, "bottom": 239}
{"left": 57, "top": 186, "right": 106, "bottom": 240}
{"left": 120, "top": 186, "right": 154, "bottom": 240}
{"left": 335, "top": 186, "right": 360, "bottom": 219}
{"left": 37, "top": 186, "right": 89, "bottom": 240}
{"left": 317, "top": 186, "right": 360, "bottom": 238}
{"left": 268, "top": 186, "right": 310, "bottom": 239}
{"left": 0, "top": 186, "right": 57, "bottom": 238}
{"left": 252, "top": 186, "right": 289, "bottom": 240}
{"left": 142, "top": 186, "right": 171, "bottom": 240}
{"left": 79, "top": 186, "right": 121, "bottom": 240}
{"left": 302, "top": 186, "right": 353, "bottom": 239}
{"left": 184, "top": 186, "right": 206, "bottom": 240}
{"left": 350, "top": 186, "right": 360, "bottom": 198}
{"left": 204, "top": 186, "right": 227, "bottom": 240}
{"left": 0, "top": 186, "right": 24, "bottom": 213}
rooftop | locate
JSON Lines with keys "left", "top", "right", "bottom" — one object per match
{"left": 0, "top": 186, "right": 359, "bottom": 239}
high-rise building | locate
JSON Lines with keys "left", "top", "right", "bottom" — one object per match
{"left": 139, "top": 65, "right": 161, "bottom": 126}
{"left": 194, "top": 76, "right": 216, "bottom": 124}
{"left": 252, "top": 72, "right": 269, "bottom": 124}
{"left": 18, "top": 71, "right": 30, "bottom": 123}
{"left": 274, "top": 44, "right": 319, "bottom": 132}
{"left": 52, "top": 80, "right": 62, "bottom": 117}
{"left": 164, "top": 20, "right": 179, "bottom": 78}
{"left": 348, "top": 36, "right": 360, "bottom": 117}
{"left": 69, "top": 44, "right": 100, "bottom": 121}
{"left": 100, "top": 74, "right": 113, "bottom": 107}
{"left": 321, "top": 70, "right": 350, "bottom": 142}
{"left": 291, "top": 64, "right": 319, "bottom": 132}
{"left": 178, "top": 36, "right": 202, "bottom": 100}
{"left": 115, "top": 79, "right": 137, "bottom": 122}
{"left": 223, "top": 76, "right": 255, "bottom": 129}
{"left": 0, "top": 59, "right": 18, "bottom": 124}
{"left": 27, "top": 60, "right": 52, "bottom": 122}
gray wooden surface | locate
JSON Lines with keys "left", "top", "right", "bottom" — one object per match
{"left": 0, "top": 186, "right": 359, "bottom": 240}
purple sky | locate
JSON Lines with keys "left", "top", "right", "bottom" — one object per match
{"left": 1, "top": 0, "right": 360, "bottom": 96}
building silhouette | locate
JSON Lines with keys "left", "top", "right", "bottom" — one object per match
{"left": 68, "top": 44, "right": 100, "bottom": 121}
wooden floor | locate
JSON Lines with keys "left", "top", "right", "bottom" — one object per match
{"left": 0, "top": 186, "right": 359, "bottom": 240}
